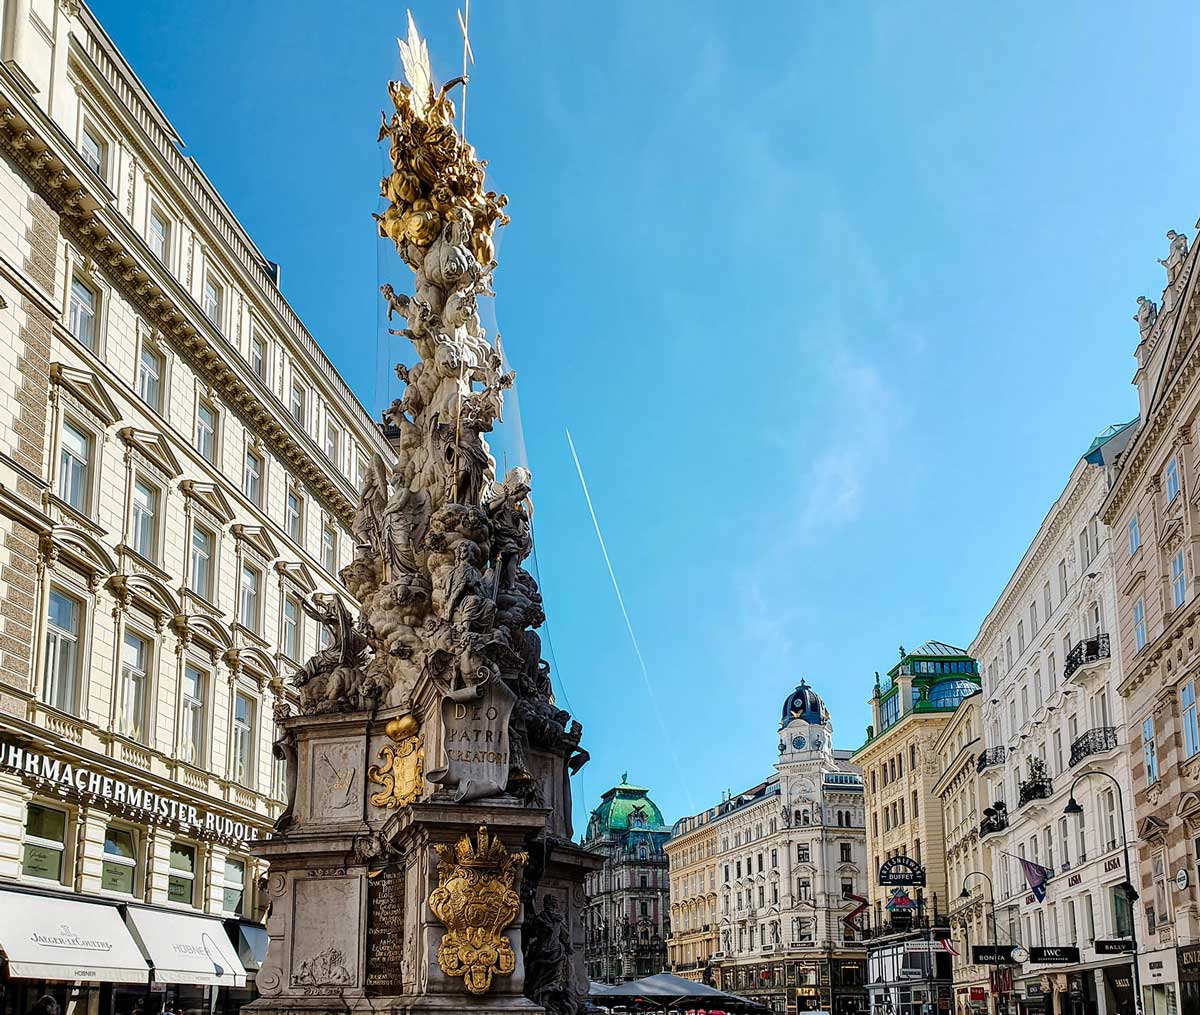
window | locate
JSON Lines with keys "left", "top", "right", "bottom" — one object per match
{"left": 1047, "top": 650, "right": 1057, "bottom": 693}
{"left": 232, "top": 692, "right": 255, "bottom": 786}
{"left": 239, "top": 564, "right": 261, "bottom": 632}
{"left": 271, "top": 752, "right": 288, "bottom": 802}
{"left": 22, "top": 804, "right": 67, "bottom": 882}
{"left": 1173, "top": 549, "right": 1188, "bottom": 609}
{"left": 1129, "top": 515, "right": 1141, "bottom": 555}
{"left": 1144, "top": 715, "right": 1160, "bottom": 784}
{"left": 222, "top": 858, "right": 246, "bottom": 915}
{"left": 325, "top": 418, "right": 341, "bottom": 469}
{"left": 1132, "top": 596, "right": 1147, "bottom": 650}
{"left": 68, "top": 277, "right": 98, "bottom": 349}
{"left": 1102, "top": 789, "right": 1118, "bottom": 850}
{"left": 119, "top": 631, "right": 149, "bottom": 742}
{"left": 43, "top": 589, "right": 82, "bottom": 714}
{"left": 131, "top": 479, "right": 159, "bottom": 560}
{"left": 1184, "top": 680, "right": 1200, "bottom": 759}
{"left": 1005, "top": 638, "right": 1013, "bottom": 668}
{"left": 283, "top": 594, "right": 301, "bottom": 659}
{"left": 102, "top": 825, "right": 137, "bottom": 894}
{"left": 148, "top": 205, "right": 171, "bottom": 266}
{"left": 1079, "top": 528, "right": 1091, "bottom": 568}
{"left": 322, "top": 522, "right": 337, "bottom": 573}
{"left": 840, "top": 842, "right": 852, "bottom": 863}
{"left": 137, "top": 344, "right": 164, "bottom": 411}
{"left": 168, "top": 842, "right": 197, "bottom": 906}
{"left": 1168, "top": 457, "right": 1181, "bottom": 502}
{"left": 1018, "top": 620, "right": 1026, "bottom": 653}
{"left": 249, "top": 330, "right": 267, "bottom": 380}
{"left": 180, "top": 665, "right": 206, "bottom": 766}
{"left": 80, "top": 121, "right": 108, "bottom": 178}
{"left": 1058, "top": 558, "right": 1068, "bottom": 598}
{"left": 203, "top": 276, "right": 224, "bottom": 329}
{"left": 290, "top": 382, "right": 306, "bottom": 426}
{"left": 58, "top": 421, "right": 91, "bottom": 512}
{"left": 797, "top": 843, "right": 810, "bottom": 863}
{"left": 286, "top": 490, "right": 303, "bottom": 543}
{"left": 1043, "top": 581, "right": 1053, "bottom": 620}
{"left": 1053, "top": 730, "right": 1063, "bottom": 775}
{"left": 1029, "top": 602, "right": 1038, "bottom": 634}
{"left": 244, "top": 449, "right": 263, "bottom": 505}
{"left": 192, "top": 399, "right": 218, "bottom": 463}
{"left": 1153, "top": 850, "right": 1170, "bottom": 928}
{"left": 190, "top": 525, "right": 214, "bottom": 600}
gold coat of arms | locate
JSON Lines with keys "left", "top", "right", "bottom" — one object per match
{"left": 429, "top": 825, "right": 527, "bottom": 994}
{"left": 368, "top": 714, "right": 425, "bottom": 808}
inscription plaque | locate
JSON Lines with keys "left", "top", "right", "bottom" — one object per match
{"left": 366, "top": 869, "right": 405, "bottom": 994}
{"left": 428, "top": 680, "right": 516, "bottom": 802}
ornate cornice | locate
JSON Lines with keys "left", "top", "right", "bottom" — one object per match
{"left": 1103, "top": 247, "right": 1200, "bottom": 526}
{"left": 0, "top": 76, "right": 360, "bottom": 529}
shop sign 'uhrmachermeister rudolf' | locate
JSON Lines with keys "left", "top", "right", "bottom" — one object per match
{"left": 0, "top": 740, "right": 259, "bottom": 849}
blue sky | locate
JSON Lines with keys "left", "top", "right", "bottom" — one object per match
{"left": 91, "top": 0, "right": 1198, "bottom": 831}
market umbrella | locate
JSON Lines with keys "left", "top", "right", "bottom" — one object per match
{"left": 589, "top": 972, "right": 769, "bottom": 1013}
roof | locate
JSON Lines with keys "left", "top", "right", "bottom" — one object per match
{"left": 1084, "top": 417, "right": 1138, "bottom": 466}
{"left": 909, "top": 640, "right": 967, "bottom": 657}
{"left": 586, "top": 775, "right": 667, "bottom": 837}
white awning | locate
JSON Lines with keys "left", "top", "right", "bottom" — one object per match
{"left": 124, "top": 907, "right": 246, "bottom": 987}
{"left": 0, "top": 890, "right": 149, "bottom": 983}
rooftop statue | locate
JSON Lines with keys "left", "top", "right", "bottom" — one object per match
{"left": 1134, "top": 295, "right": 1158, "bottom": 342}
{"left": 1159, "top": 229, "right": 1190, "bottom": 284}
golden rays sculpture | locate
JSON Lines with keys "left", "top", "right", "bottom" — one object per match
{"left": 429, "top": 825, "right": 528, "bottom": 994}
{"left": 376, "top": 12, "right": 509, "bottom": 270}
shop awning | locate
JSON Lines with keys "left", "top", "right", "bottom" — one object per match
{"left": 225, "top": 920, "right": 268, "bottom": 972}
{"left": 125, "top": 907, "right": 247, "bottom": 987}
{"left": 0, "top": 889, "right": 149, "bottom": 983}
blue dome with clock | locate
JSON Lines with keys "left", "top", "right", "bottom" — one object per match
{"left": 780, "top": 679, "right": 828, "bottom": 727}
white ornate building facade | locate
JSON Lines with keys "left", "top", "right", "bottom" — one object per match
{"left": 666, "top": 682, "right": 868, "bottom": 1015}
{"left": 970, "top": 427, "right": 1142, "bottom": 1015}
{"left": 0, "top": 1, "right": 388, "bottom": 1011}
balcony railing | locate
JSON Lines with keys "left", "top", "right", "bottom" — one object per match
{"left": 1070, "top": 726, "right": 1119, "bottom": 767}
{"left": 1018, "top": 773, "right": 1053, "bottom": 808}
{"left": 977, "top": 747, "right": 1006, "bottom": 772}
{"left": 1063, "top": 634, "right": 1111, "bottom": 681}
{"left": 980, "top": 804, "right": 1009, "bottom": 837}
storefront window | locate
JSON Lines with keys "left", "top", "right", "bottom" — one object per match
{"left": 102, "top": 825, "right": 137, "bottom": 895}
{"left": 22, "top": 803, "right": 67, "bottom": 882}
{"left": 223, "top": 857, "right": 246, "bottom": 915}
{"left": 168, "top": 841, "right": 197, "bottom": 905}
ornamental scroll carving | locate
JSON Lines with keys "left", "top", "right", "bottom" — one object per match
{"left": 368, "top": 714, "right": 425, "bottom": 808}
{"left": 429, "top": 825, "right": 527, "bottom": 995}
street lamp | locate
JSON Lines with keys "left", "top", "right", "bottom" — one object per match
{"left": 1064, "top": 770, "right": 1143, "bottom": 1015}
{"left": 960, "top": 870, "right": 998, "bottom": 950}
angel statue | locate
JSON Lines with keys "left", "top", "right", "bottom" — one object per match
{"left": 486, "top": 466, "right": 534, "bottom": 594}
{"left": 352, "top": 453, "right": 390, "bottom": 557}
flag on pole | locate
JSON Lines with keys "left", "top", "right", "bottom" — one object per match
{"left": 941, "top": 938, "right": 959, "bottom": 956}
{"left": 1019, "top": 858, "right": 1053, "bottom": 902}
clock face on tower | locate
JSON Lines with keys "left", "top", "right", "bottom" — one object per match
{"left": 791, "top": 735, "right": 806, "bottom": 751}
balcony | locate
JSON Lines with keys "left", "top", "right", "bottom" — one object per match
{"left": 1018, "top": 768, "right": 1053, "bottom": 809}
{"left": 977, "top": 747, "right": 1006, "bottom": 773}
{"left": 1070, "top": 726, "right": 1119, "bottom": 767}
{"left": 1063, "top": 634, "right": 1111, "bottom": 681}
{"left": 979, "top": 802, "right": 1009, "bottom": 837}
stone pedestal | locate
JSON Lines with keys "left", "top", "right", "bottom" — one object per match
{"left": 248, "top": 710, "right": 600, "bottom": 1015}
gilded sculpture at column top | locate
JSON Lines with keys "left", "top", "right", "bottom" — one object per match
{"left": 367, "top": 714, "right": 425, "bottom": 809}
{"left": 429, "top": 825, "right": 528, "bottom": 995}
{"left": 376, "top": 12, "right": 509, "bottom": 271}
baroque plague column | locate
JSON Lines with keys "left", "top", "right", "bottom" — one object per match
{"left": 249, "top": 17, "right": 599, "bottom": 1015}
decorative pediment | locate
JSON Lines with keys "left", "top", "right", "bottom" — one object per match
{"left": 1137, "top": 814, "right": 1169, "bottom": 841}
{"left": 226, "top": 644, "right": 278, "bottom": 685}
{"left": 1177, "top": 792, "right": 1200, "bottom": 819}
{"left": 275, "top": 558, "right": 317, "bottom": 593}
{"left": 108, "top": 572, "right": 180, "bottom": 627}
{"left": 231, "top": 523, "right": 278, "bottom": 562}
{"left": 45, "top": 526, "right": 117, "bottom": 584}
{"left": 177, "top": 612, "right": 232, "bottom": 654}
{"left": 179, "top": 479, "right": 235, "bottom": 524}
{"left": 118, "top": 427, "right": 181, "bottom": 477}
{"left": 50, "top": 363, "right": 120, "bottom": 425}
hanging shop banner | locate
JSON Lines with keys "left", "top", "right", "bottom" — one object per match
{"left": 879, "top": 855, "right": 927, "bottom": 887}
{"left": 1029, "top": 946, "right": 1079, "bottom": 964}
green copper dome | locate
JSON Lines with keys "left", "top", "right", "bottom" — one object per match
{"left": 586, "top": 774, "right": 667, "bottom": 837}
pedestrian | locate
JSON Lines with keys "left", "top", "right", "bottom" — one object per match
{"left": 30, "top": 996, "right": 59, "bottom": 1015}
